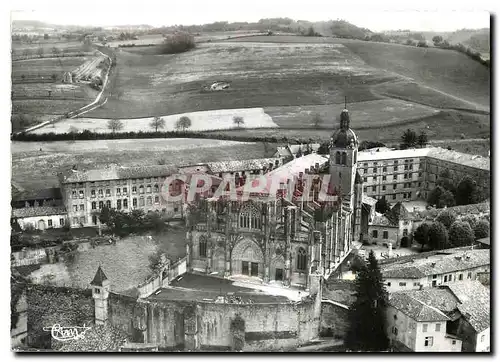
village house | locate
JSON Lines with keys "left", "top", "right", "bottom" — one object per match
{"left": 380, "top": 248, "right": 490, "bottom": 293}
{"left": 367, "top": 202, "right": 414, "bottom": 247}
{"left": 387, "top": 281, "right": 490, "bottom": 352}
{"left": 273, "top": 144, "right": 321, "bottom": 163}
{"left": 12, "top": 206, "right": 67, "bottom": 231}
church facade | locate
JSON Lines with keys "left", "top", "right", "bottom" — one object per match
{"left": 186, "top": 109, "right": 366, "bottom": 287}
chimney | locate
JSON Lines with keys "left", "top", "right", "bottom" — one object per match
{"left": 268, "top": 162, "right": 273, "bottom": 171}
{"left": 275, "top": 159, "right": 279, "bottom": 167}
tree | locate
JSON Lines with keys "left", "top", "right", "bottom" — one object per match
{"left": 428, "top": 221, "right": 449, "bottom": 250}
{"left": 414, "top": 222, "right": 431, "bottom": 250}
{"left": 160, "top": 32, "right": 195, "bottom": 54}
{"left": 473, "top": 219, "right": 490, "bottom": 240}
{"left": 36, "top": 47, "right": 44, "bottom": 58}
{"left": 455, "top": 176, "right": 482, "bottom": 205}
{"left": 417, "top": 131, "right": 428, "bottom": 147}
{"left": 149, "top": 116, "right": 166, "bottom": 132}
{"left": 400, "top": 129, "right": 417, "bottom": 149}
{"left": 22, "top": 48, "right": 31, "bottom": 58}
{"left": 350, "top": 255, "right": 366, "bottom": 274}
{"left": 417, "top": 40, "right": 428, "bottom": 48}
{"left": 233, "top": 116, "right": 244, "bottom": 128}
{"left": 436, "top": 209, "right": 456, "bottom": 230}
{"left": 427, "top": 186, "right": 455, "bottom": 209}
{"left": 461, "top": 215, "right": 478, "bottom": 229}
{"left": 436, "top": 169, "right": 456, "bottom": 194}
{"left": 44, "top": 33, "right": 49, "bottom": 40}
{"left": 52, "top": 47, "right": 60, "bottom": 57}
{"left": 312, "top": 113, "right": 322, "bottom": 128}
{"left": 107, "top": 119, "right": 124, "bottom": 133}
{"left": 175, "top": 116, "right": 192, "bottom": 131}
{"left": 345, "top": 250, "right": 389, "bottom": 351}
{"left": 405, "top": 39, "right": 416, "bottom": 46}
{"left": 449, "top": 221, "right": 475, "bottom": 247}
{"left": 375, "top": 197, "right": 391, "bottom": 214}
{"left": 432, "top": 35, "right": 443, "bottom": 46}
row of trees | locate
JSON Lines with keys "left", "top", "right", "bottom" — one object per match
{"left": 400, "top": 128, "right": 428, "bottom": 149}
{"left": 96, "top": 206, "right": 169, "bottom": 237}
{"left": 104, "top": 115, "right": 246, "bottom": 134}
{"left": 12, "top": 45, "right": 88, "bottom": 59}
{"left": 160, "top": 33, "right": 195, "bottom": 54}
{"left": 432, "top": 36, "right": 489, "bottom": 67}
{"left": 428, "top": 171, "right": 487, "bottom": 209}
{"left": 414, "top": 210, "right": 490, "bottom": 250}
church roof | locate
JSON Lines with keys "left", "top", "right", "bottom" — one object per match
{"left": 91, "top": 266, "right": 108, "bottom": 286}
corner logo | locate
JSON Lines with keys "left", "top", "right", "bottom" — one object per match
{"left": 43, "top": 323, "right": 91, "bottom": 342}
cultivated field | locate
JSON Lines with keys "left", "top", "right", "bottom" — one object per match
{"left": 31, "top": 107, "right": 278, "bottom": 134}
{"left": 11, "top": 50, "right": 103, "bottom": 131}
{"left": 11, "top": 138, "right": 273, "bottom": 191}
{"left": 80, "top": 35, "right": 489, "bottom": 141}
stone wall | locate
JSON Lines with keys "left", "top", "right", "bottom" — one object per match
{"left": 25, "top": 284, "right": 94, "bottom": 349}
{"left": 320, "top": 301, "right": 349, "bottom": 339}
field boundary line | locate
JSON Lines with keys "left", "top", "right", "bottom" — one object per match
{"left": 19, "top": 48, "right": 113, "bottom": 135}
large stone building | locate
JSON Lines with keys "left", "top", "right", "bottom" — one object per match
{"left": 186, "top": 109, "right": 366, "bottom": 286}
{"left": 358, "top": 147, "right": 490, "bottom": 203}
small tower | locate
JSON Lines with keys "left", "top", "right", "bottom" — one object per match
{"left": 353, "top": 171, "right": 363, "bottom": 241}
{"left": 91, "top": 265, "right": 110, "bottom": 325}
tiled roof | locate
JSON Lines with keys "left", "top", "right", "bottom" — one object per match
{"left": 11, "top": 206, "right": 67, "bottom": 218}
{"left": 415, "top": 203, "right": 490, "bottom": 221}
{"left": 391, "top": 282, "right": 490, "bottom": 332}
{"left": 358, "top": 147, "right": 490, "bottom": 171}
{"left": 382, "top": 249, "right": 490, "bottom": 279}
{"left": 60, "top": 165, "right": 178, "bottom": 183}
{"left": 389, "top": 293, "right": 450, "bottom": 322}
{"left": 371, "top": 212, "right": 397, "bottom": 227}
{"left": 12, "top": 187, "right": 62, "bottom": 202}
{"left": 207, "top": 158, "right": 281, "bottom": 173}
{"left": 267, "top": 153, "right": 328, "bottom": 180}
{"left": 275, "top": 146, "right": 293, "bottom": 158}
{"left": 288, "top": 143, "right": 320, "bottom": 154}
{"left": 388, "top": 202, "right": 409, "bottom": 222}
{"left": 396, "top": 288, "right": 460, "bottom": 314}
{"left": 362, "top": 195, "right": 377, "bottom": 207}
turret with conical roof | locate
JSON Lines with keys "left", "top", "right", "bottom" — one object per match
{"left": 91, "top": 265, "right": 110, "bottom": 325}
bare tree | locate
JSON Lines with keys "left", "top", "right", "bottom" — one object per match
{"left": 107, "top": 119, "right": 124, "bottom": 133}
{"left": 22, "top": 48, "right": 31, "bottom": 58}
{"left": 52, "top": 46, "right": 60, "bottom": 57}
{"left": 233, "top": 116, "right": 245, "bottom": 128}
{"left": 149, "top": 116, "right": 166, "bottom": 132}
{"left": 36, "top": 47, "right": 44, "bottom": 58}
{"left": 312, "top": 113, "right": 322, "bottom": 128}
{"left": 175, "top": 116, "right": 192, "bottom": 131}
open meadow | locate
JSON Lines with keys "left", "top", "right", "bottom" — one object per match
{"left": 11, "top": 49, "right": 103, "bottom": 131}
{"left": 11, "top": 138, "right": 273, "bottom": 191}
{"left": 78, "top": 35, "right": 489, "bottom": 142}
{"left": 31, "top": 107, "right": 278, "bottom": 134}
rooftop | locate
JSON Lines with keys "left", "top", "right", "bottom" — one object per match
{"left": 389, "top": 292, "right": 450, "bottom": 322}
{"left": 267, "top": 153, "right": 328, "bottom": 180}
{"left": 206, "top": 158, "right": 281, "bottom": 174}
{"left": 60, "top": 164, "right": 178, "bottom": 184}
{"left": 382, "top": 249, "right": 490, "bottom": 279}
{"left": 11, "top": 205, "right": 67, "bottom": 218}
{"left": 12, "top": 187, "right": 62, "bottom": 202}
{"left": 358, "top": 147, "right": 490, "bottom": 171}
{"left": 147, "top": 273, "right": 292, "bottom": 303}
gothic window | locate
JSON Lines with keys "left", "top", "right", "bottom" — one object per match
{"left": 335, "top": 152, "right": 340, "bottom": 164}
{"left": 199, "top": 237, "right": 207, "bottom": 258}
{"left": 239, "top": 203, "right": 261, "bottom": 229}
{"left": 296, "top": 247, "right": 307, "bottom": 271}
{"left": 341, "top": 152, "right": 347, "bottom": 165}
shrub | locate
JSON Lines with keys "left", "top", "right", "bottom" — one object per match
{"left": 160, "top": 33, "right": 195, "bottom": 54}
{"left": 429, "top": 222, "right": 449, "bottom": 250}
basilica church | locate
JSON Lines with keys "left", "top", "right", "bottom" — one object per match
{"left": 186, "top": 108, "right": 368, "bottom": 288}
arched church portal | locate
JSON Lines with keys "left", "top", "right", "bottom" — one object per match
{"left": 231, "top": 239, "right": 264, "bottom": 278}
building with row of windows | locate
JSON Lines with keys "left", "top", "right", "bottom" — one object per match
{"left": 357, "top": 147, "right": 489, "bottom": 203}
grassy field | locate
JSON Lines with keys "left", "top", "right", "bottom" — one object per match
{"left": 11, "top": 138, "right": 273, "bottom": 191}
{"left": 11, "top": 52, "right": 101, "bottom": 131}
{"left": 28, "top": 235, "right": 159, "bottom": 294}
{"left": 79, "top": 35, "right": 489, "bottom": 143}
{"left": 205, "top": 110, "right": 490, "bottom": 143}
{"left": 31, "top": 107, "right": 278, "bottom": 134}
